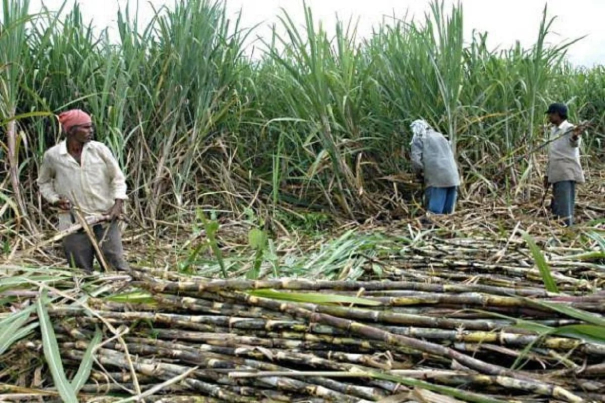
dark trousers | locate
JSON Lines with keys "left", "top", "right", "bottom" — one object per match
{"left": 425, "top": 186, "right": 458, "bottom": 214}
{"left": 63, "top": 221, "right": 128, "bottom": 272}
{"left": 552, "top": 181, "right": 576, "bottom": 227}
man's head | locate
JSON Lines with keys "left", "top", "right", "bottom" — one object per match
{"left": 58, "top": 109, "right": 94, "bottom": 144}
{"left": 410, "top": 119, "right": 432, "bottom": 142}
{"left": 546, "top": 103, "right": 568, "bottom": 126}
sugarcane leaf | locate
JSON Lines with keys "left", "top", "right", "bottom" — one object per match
{"left": 550, "top": 324, "right": 605, "bottom": 344}
{"left": 246, "top": 249, "right": 264, "bottom": 280}
{"left": 0, "top": 190, "right": 21, "bottom": 221}
{"left": 511, "top": 332, "right": 544, "bottom": 370}
{"left": 585, "top": 218, "right": 605, "bottom": 228}
{"left": 0, "top": 305, "right": 36, "bottom": 355}
{"left": 587, "top": 231, "right": 605, "bottom": 252}
{"left": 526, "top": 299, "right": 605, "bottom": 327}
{"left": 207, "top": 221, "right": 219, "bottom": 234}
{"left": 482, "top": 308, "right": 605, "bottom": 345}
{"left": 372, "top": 263, "right": 383, "bottom": 278}
{"left": 37, "top": 290, "right": 78, "bottom": 403}
{"left": 0, "top": 303, "right": 35, "bottom": 327}
{"left": 0, "top": 275, "right": 65, "bottom": 287}
{"left": 198, "top": 210, "right": 227, "bottom": 278}
{"left": 521, "top": 231, "right": 558, "bottom": 293}
{"left": 249, "top": 228, "right": 268, "bottom": 250}
{"left": 512, "top": 321, "right": 553, "bottom": 334}
{"left": 0, "top": 276, "right": 68, "bottom": 294}
{"left": 249, "top": 289, "right": 381, "bottom": 306}
{"left": 247, "top": 228, "right": 268, "bottom": 279}
{"left": 0, "top": 320, "right": 38, "bottom": 355}
{"left": 0, "top": 111, "right": 52, "bottom": 126}
{"left": 474, "top": 308, "right": 556, "bottom": 337}
{"left": 513, "top": 323, "right": 605, "bottom": 369}
{"left": 71, "top": 327, "right": 102, "bottom": 392}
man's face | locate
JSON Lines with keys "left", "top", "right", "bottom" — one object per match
{"left": 70, "top": 123, "right": 94, "bottom": 144}
{"left": 547, "top": 113, "right": 561, "bottom": 125}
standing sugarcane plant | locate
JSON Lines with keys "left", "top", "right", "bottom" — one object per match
{"left": 512, "top": 5, "right": 580, "bottom": 195}
{"left": 425, "top": 0, "right": 464, "bottom": 156}
{"left": 0, "top": 0, "right": 602, "bottom": 231}
{"left": 0, "top": 0, "right": 37, "bottom": 234}
{"left": 267, "top": 4, "right": 377, "bottom": 217}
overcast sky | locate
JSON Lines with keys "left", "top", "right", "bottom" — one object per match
{"left": 26, "top": 0, "right": 605, "bottom": 66}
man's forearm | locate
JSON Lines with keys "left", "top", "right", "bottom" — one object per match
{"left": 40, "top": 185, "right": 61, "bottom": 205}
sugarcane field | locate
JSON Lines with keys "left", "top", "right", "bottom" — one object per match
{"left": 1, "top": 0, "right": 605, "bottom": 402}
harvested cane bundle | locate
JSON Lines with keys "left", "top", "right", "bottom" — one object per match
{"left": 2, "top": 219, "right": 605, "bottom": 402}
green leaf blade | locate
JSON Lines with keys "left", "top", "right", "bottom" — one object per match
{"left": 521, "top": 231, "right": 559, "bottom": 293}
{"left": 37, "top": 291, "right": 78, "bottom": 403}
{"left": 71, "top": 328, "right": 103, "bottom": 392}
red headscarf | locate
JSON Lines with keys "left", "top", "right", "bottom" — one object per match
{"left": 58, "top": 109, "right": 92, "bottom": 133}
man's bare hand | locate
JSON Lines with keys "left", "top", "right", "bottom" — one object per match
{"left": 54, "top": 197, "right": 71, "bottom": 211}
{"left": 572, "top": 126, "right": 583, "bottom": 140}
{"left": 107, "top": 199, "right": 124, "bottom": 221}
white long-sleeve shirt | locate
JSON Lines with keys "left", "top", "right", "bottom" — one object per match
{"left": 38, "top": 140, "right": 127, "bottom": 229}
{"left": 547, "top": 120, "right": 584, "bottom": 184}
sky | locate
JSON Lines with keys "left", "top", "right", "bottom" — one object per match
{"left": 25, "top": 0, "right": 605, "bottom": 66}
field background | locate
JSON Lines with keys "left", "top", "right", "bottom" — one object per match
{"left": 1, "top": 0, "right": 604, "bottom": 242}
{"left": 2, "top": 2, "right": 605, "bottom": 402}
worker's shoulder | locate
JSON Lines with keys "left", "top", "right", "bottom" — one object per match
{"left": 427, "top": 129, "right": 448, "bottom": 141}
{"left": 43, "top": 141, "right": 65, "bottom": 157}
{"left": 559, "top": 120, "right": 575, "bottom": 131}
{"left": 88, "top": 141, "right": 115, "bottom": 153}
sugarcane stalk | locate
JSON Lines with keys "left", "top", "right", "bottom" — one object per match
{"left": 63, "top": 348, "right": 255, "bottom": 402}
{"left": 90, "top": 371, "right": 157, "bottom": 384}
{"left": 129, "top": 269, "right": 561, "bottom": 297}
{"left": 227, "top": 369, "right": 585, "bottom": 402}
{"left": 60, "top": 309, "right": 597, "bottom": 352}
{"left": 77, "top": 383, "right": 185, "bottom": 394}
{"left": 216, "top": 290, "right": 585, "bottom": 402}
{"left": 67, "top": 339, "right": 386, "bottom": 401}
{"left": 217, "top": 292, "right": 539, "bottom": 331}
{"left": 144, "top": 397, "right": 227, "bottom": 403}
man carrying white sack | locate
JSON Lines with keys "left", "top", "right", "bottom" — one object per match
{"left": 37, "top": 109, "right": 129, "bottom": 272}
{"left": 410, "top": 119, "right": 460, "bottom": 215}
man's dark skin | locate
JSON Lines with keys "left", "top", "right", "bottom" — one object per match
{"left": 53, "top": 123, "right": 123, "bottom": 220}
{"left": 543, "top": 112, "right": 582, "bottom": 189}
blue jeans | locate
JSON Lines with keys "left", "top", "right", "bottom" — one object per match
{"left": 552, "top": 181, "right": 576, "bottom": 226}
{"left": 425, "top": 186, "right": 457, "bottom": 214}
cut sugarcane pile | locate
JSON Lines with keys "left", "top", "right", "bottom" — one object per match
{"left": 44, "top": 277, "right": 605, "bottom": 401}
{"left": 2, "top": 222, "right": 605, "bottom": 403}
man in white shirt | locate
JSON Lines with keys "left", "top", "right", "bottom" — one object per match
{"left": 544, "top": 103, "right": 584, "bottom": 227}
{"left": 38, "top": 109, "right": 129, "bottom": 272}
